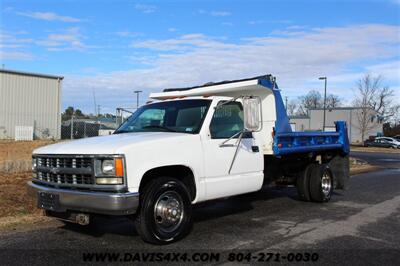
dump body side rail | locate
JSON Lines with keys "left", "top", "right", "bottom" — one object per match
{"left": 273, "top": 121, "right": 350, "bottom": 155}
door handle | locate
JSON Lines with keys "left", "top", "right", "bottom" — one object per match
{"left": 251, "top": 146, "right": 259, "bottom": 152}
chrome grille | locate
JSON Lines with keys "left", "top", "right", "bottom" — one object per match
{"left": 34, "top": 156, "right": 94, "bottom": 187}
{"left": 37, "top": 157, "right": 92, "bottom": 169}
{"left": 36, "top": 172, "right": 94, "bottom": 185}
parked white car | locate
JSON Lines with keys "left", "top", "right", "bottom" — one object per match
{"left": 364, "top": 137, "right": 400, "bottom": 149}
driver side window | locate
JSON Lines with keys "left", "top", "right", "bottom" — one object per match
{"left": 210, "top": 102, "right": 250, "bottom": 139}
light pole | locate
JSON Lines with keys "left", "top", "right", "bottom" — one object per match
{"left": 134, "top": 90, "right": 142, "bottom": 109}
{"left": 319, "top": 77, "right": 327, "bottom": 131}
{"left": 285, "top": 96, "right": 288, "bottom": 111}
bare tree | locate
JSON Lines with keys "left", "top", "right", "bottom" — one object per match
{"left": 286, "top": 100, "right": 298, "bottom": 115}
{"left": 353, "top": 74, "right": 399, "bottom": 141}
{"left": 297, "top": 90, "right": 323, "bottom": 115}
{"left": 356, "top": 106, "right": 377, "bottom": 142}
{"left": 326, "top": 94, "right": 342, "bottom": 108}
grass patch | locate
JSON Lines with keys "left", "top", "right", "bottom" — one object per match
{"left": 351, "top": 145, "right": 400, "bottom": 154}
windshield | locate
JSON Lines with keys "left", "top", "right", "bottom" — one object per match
{"left": 115, "top": 99, "right": 211, "bottom": 134}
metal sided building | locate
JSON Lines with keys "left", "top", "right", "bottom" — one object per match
{"left": 0, "top": 69, "right": 63, "bottom": 140}
{"left": 289, "top": 107, "right": 383, "bottom": 143}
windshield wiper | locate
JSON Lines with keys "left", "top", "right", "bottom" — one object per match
{"left": 142, "top": 125, "right": 176, "bottom": 132}
{"left": 114, "top": 130, "right": 129, "bottom": 134}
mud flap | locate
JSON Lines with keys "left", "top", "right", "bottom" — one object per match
{"left": 329, "top": 154, "right": 350, "bottom": 190}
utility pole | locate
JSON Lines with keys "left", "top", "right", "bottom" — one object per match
{"left": 285, "top": 96, "right": 288, "bottom": 111}
{"left": 92, "top": 89, "right": 97, "bottom": 117}
{"left": 70, "top": 110, "right": 74, "bottom": 140}
{"left": 134, "top": 90, "right": 142, "bottom": 109}
{"left": 319, "top": 77, "right": 327, "bottom": 131}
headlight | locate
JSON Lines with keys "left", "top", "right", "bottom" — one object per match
{"left": 32, "top": 157, "right": 37, "bottom": 178}
{"left": 102, "top": 160, "right": 115, "bottom": 175}
{"left": 94, "top": 157, "right": 125, "bottom": 185}
{"left": 32, "top": 157, "right": 37, "bottom": 171}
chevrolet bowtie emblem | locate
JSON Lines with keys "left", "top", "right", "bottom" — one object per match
{"left": 50, "top": 167, "right": 59, "bottom": 174}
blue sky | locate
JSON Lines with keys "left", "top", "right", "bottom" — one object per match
{"left": 1, "top": 0, "right": 399, "bottom": 114}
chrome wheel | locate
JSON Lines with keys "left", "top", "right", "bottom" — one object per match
{"left": 153, "top": 191, "right": 184, "bottom": 233}
{"left": 321, "top": 171, "right": 332, "bottom": 197}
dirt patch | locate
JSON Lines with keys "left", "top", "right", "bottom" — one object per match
{"left": 0, "top": 140, "right": 56, "bottom": 228}
{"left": 349, "top": 157, "right": 380, "bottom": 175}
{"left": 0, "top": 140, "right": 56, "bottom": 172}
{"left": 350, "top": 165, "right": 380, "bottom": 175}
{"left": 0, "top": 170, "right": 50, "bottom": 230}
{"left": 0, "top": 214, "right": 53, "bottom": 232}
{"left": 0, "top": 172, "right": 40, "bottom": 217}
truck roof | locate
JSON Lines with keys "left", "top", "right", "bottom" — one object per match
{"left": 148, "top": 74, "right": 349, "bottom": 156}
{"left": 150, "top": 75, "right": 276, "bottom": 100}
{"left": 163, "top": 75, "right": 273, "bottom": 92}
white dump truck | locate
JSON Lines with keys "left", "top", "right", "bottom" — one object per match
{"left": 28, "top": 75, "right": 350, "bottom": 244}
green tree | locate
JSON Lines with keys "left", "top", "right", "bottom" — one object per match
{"left": 62, "top": 107, "right": 86, "bottom": 121}
{"left": 74, "top": 109, "right": 84, "bottom": 118}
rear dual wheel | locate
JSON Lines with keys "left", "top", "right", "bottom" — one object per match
{"left": 296, "top": 163, "right": 317, "bottom": 201}
{"left": 309, "top": 164, "right": 333, "bottom": 202}
{"left": 297, "top": 164, "right": 333, "bottom": 202}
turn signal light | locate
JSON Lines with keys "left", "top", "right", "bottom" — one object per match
{"left": 115, "top": 158, "right": 124, "bottom": 177}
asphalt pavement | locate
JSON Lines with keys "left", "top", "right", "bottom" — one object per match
{"left": 1, "top": 150, "right": 399, "bottom": 265}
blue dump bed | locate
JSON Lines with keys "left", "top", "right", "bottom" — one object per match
{"left": 256, "top": 75, "right": 351, "bottom": 157}
{"left": 273, "top": 121, "right": 350, "bottom": 156}
{"left": 248, "top": 76, "right": 350, "bottom": 157}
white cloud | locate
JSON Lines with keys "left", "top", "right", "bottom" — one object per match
{"left": 210, "top": 11, "right": 231, "bottom": 17}
{"left": 16, "top": 11, "right": 81, "bottom": 22}
{"left": 168, "top": 27, "right": 178, "bottom": 32}
{"left": 131, "top": 33, "right": 232, "bottom": 51}
{"left": 64, "top": 24, "right": 400, "bottom": 111}
{"left": 249, "top": 19, "right": 293, "bottom": 25}
{"left": 0, "top": 30, "right": 33, "bottom": 48}
{"left": 365, "top": 60, "right": 400, "bottom": 82}
{"left": 0, "top": 51, "right": 35, "bottom": 60}
{"left": 249, "top": 20, "right": 265, "bottom": 25}
{"left": 134, "top": 4, "right": 156, "bottom": 13}
{"left": 197, "top": 9, "right": 231, "bottom": 16}
{"left": 36, "top": 27, "right": 90, "bottom": 51}
{"left": 2, "top": 7, "right": 13, "bottom": 12}
{"left": 116, "top": 31, "right": 142, "bottom": 37}
{"left": 0, "top": 27, "right": 90, "bottom": 55}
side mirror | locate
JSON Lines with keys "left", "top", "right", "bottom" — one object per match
{"left": 243, "top": 96, "right": 262, "bottom": 132}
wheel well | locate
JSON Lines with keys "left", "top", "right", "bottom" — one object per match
{"left": 139, "top": 165, "right": 196, "bottom": 201}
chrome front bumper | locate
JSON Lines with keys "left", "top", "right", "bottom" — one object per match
{"left": 27, "top": 181, "right": 139, "bottom": 215}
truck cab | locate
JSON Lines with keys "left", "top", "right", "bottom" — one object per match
{"left": 28, "top": 75, "right": 349, "bottom": 244}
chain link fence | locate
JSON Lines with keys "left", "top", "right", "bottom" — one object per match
{"left": 61, "top": 119, "right": 116, "bottom": 139}
{"left": 61, "top": 107, "right": 137, "bottom": 140}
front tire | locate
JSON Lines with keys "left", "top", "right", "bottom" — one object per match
{"left": 135, "top": 177, "right": 192, "bottom": 244}
{"left": 309, "top": 164, "right": 333, "bottom": 202}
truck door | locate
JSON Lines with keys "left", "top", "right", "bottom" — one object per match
{"left": 201, "top": 101, "right": 264, "bottom": 200}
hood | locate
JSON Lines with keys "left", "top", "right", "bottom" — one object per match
{"left": 33, "top": 132, "right": 192, "bottom": 155}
